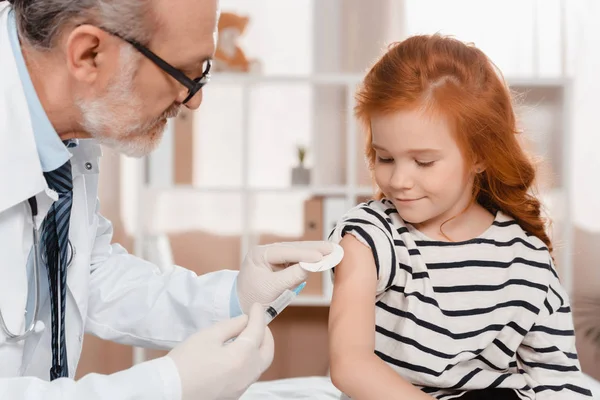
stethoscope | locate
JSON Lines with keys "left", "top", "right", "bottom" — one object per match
{"left": 0, "top": 197, "right": 74, "bottom": 343}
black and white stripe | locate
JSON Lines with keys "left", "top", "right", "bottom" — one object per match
{"left": 330, "top": 200, "right": 592, "bottom": 399}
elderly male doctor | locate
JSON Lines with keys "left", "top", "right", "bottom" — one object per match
{"left": 0, "top": 0, "right": 333, "bottom": 399}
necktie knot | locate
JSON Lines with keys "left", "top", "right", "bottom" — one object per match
{"left": 43, "top": 161, "right": 73, "bottom": 194}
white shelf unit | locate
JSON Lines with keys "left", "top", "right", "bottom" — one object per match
{"left": 145, "top": 185, "right": 375, "bottom": 196}
{"left": 133, "top": 73, "right": 574, "bottom": 312}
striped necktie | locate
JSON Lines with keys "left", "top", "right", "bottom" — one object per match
{"left": 41, "top": 159, "right": 73, "bottom": 380}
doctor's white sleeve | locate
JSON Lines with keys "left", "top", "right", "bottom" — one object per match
{"left": 85, "top": 202, "right": 238, "bottom": 349}
{"left": 0, "top": 356, "right": 181, "bottom": 400}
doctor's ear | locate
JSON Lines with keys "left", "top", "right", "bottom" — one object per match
{"left": 64, "top": 25, "right": 119, "bottom": 84}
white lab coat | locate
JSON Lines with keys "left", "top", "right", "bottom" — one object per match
{"left": 0, "top": 3, "right": 237, "bottom": 399}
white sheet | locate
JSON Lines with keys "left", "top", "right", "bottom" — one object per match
{"left": 241, "top": 377, "right": 341, "bottom": 400}
{"left": 242, "top": 375, "right": 600, "bottom": 400}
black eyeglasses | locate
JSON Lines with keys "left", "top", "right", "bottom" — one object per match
{"left": 103, "top": 29, "right": 211, "bottom": 104}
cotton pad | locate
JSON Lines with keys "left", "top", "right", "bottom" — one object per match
{"left": 299, "top": 243, "right": 344, "bottom": 272}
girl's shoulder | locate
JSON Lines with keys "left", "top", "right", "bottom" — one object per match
{"left": 481, "top": 211, "right": 556, "bottom": 284}
{"left": 328, "top": 199, "right": 406, "bottom": 293}
{"left": 488, "top": 210, "right": 551, "bottom": 253}
{"left": 333, "top": 199, "right": 406, "bottom": 233}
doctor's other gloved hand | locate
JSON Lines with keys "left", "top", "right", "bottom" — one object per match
{"left": 237, "top": 240, "right": 334, "bottom": 313}
{"left": 167, "top": 303, "right": 274, "bottom": 400}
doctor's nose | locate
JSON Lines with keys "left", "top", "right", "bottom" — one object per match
{"left": 180, "top": 88, "right": 204, "bottom": 110}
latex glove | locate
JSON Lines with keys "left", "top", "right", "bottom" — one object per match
{"left": 237, "top": 241, "right": 334, "bottom": 313}
{"left": 167, "top": 303, "right": 274, "bottom": 400}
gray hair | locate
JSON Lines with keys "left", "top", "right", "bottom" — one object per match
{"left": 11, "top": 0, "right": 156, "bottom": 51}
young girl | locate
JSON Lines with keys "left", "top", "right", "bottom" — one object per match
{"left": 327, "top": 34, "right": 592, "bottom": 400}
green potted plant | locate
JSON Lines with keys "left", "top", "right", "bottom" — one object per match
{"left": 291, "top": 145, "right": 310, "bottom": 186}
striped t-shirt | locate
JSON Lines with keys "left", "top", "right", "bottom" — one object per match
{"left": 329, "top": 199, "right": 592, "bottom": 399}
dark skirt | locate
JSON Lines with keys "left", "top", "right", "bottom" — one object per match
{"left": 457, "top": 388, "right": 521, "bottom": 399}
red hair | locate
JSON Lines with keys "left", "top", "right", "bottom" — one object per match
{"left": 355, "top": 34, "right": 552, "bottom": 252}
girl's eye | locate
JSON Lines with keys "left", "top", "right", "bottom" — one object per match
{"left": 415, "top": 160, "right": 435, "bottom": 167}
{"left": 377, "top": 156, "right": 394, "bottom": 164}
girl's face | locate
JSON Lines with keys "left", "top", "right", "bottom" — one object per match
{"left": 371, "top": 109, "right": 478, "bottom": 232}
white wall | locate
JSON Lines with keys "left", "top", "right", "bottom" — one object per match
{"left": 569, "top": 1, "right": 600, "bottom": 232}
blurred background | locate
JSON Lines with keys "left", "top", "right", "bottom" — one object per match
{"left": 77, "top": 0, "right": 600, "bottom": 384}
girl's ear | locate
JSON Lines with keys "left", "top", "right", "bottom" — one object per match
{"left": 473, "top": 161, "right": 486, "bottom": 174}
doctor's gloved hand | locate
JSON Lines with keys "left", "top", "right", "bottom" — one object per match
{"left": 237, "top": 241, "right": 334, "bottom": 313}
{"left": 167, "top": 303, "right": 274, "bottom": 400}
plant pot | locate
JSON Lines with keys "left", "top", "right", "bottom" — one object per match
{"left": 291, "top": 166, "right": 311, "bottom": 186}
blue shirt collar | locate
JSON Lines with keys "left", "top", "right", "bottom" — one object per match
{"left": 7, "top": 10, "right": 72, "bottom": 172}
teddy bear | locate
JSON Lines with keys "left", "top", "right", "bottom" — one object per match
{"left": 214, "top": 12, "right": 261, "bottom": 73}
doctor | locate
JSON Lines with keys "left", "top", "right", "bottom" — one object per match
{"left": 0, "top": 0, "right": 333, "bottom": 399}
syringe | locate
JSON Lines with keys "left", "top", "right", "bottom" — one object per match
{"left": 225, "top": 282, "right": 306, "bottom": 344}
{"left": 264, "top": 281, "right": 306, "bottom": 324}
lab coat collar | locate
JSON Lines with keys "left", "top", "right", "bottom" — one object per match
{"left": 0, "top": 3, "right": 48, "bottom": 214}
